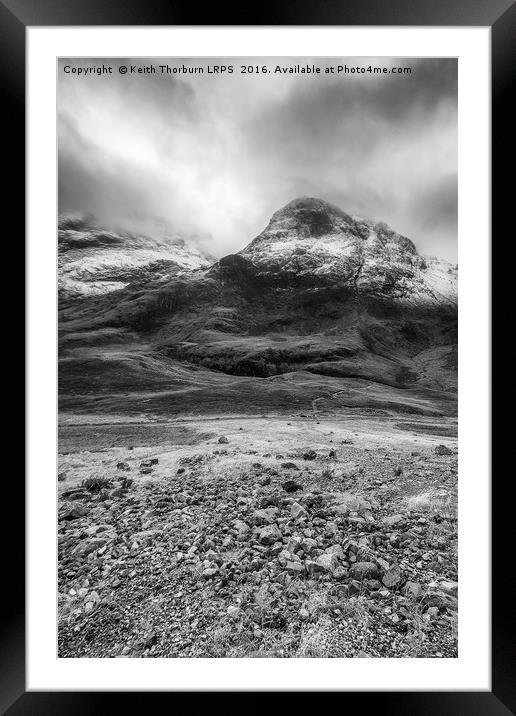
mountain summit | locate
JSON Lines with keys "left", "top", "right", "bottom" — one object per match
{"left": 250, "top": 196, "right": 361, "bottom": 239}
{"left": 234, "top": 197, "right": 456, "bottom": 308}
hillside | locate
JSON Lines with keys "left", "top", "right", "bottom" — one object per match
{"left": 58, "top": 214, "right": 213, "bottom": 299}
{"left": 58, "top": 198, "right": 457, "bottom": 417}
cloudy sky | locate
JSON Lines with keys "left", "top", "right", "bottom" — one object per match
{"left": 58, "top": 57, "right": 457, "bottom": 261}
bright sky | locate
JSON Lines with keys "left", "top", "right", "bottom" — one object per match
{"left": 58, "top": 57, "right": 457, "bottom": 261}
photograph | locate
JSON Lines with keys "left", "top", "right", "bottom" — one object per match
{"left": 56, "top": 56, "right": 459, "bottom": 659}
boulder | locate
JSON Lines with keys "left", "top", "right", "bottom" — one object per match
{"left": 434, "top": 444, "right": 453, "bottom": 455}
{"left": 350, "top": 562, "right": 379, "bottom": 580}
{"left": 290, "top": 502, "right": 307, "bottom": 519}
{"left": 382, "top": 565, "right": 402, "bottom": 588}
{"left": 259, "top": 524, "right": 282, "bottom": 545}
{"left": 282, "top": 480, "right": 303, "bottom": 493}
{"left": 254, "top": 507, "right": 279, "bottom": 525}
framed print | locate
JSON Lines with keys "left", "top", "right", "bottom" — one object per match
{"left": 4, "top": 0, "right": 509, "bottom": 709}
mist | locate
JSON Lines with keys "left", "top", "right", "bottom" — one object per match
{"left": 58, "top": 57, "right": 457, "bottom": 261}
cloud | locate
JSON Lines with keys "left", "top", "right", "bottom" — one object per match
{"left": 58, "top": 57, "right": 457, "bottom": 261}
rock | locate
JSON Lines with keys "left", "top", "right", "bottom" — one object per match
{"left": 305, "top": 553, "right": 339, "bottom": 576}
{"left": 286, "top": 536, "right": 302, "bottom": 554}
{"left": 382, "top": 514, "right": 404, "bottom": 527}
{"left": 79, "top": 537, "right": 108, "bottom": 556}
{"left": 429, "top": 579, "right": 458, "bottom": 596}
{"left": 110, "top": 487, "right": 126, "bottom": 498}
{"left": 281, "top": 462, "right": 299, "bottom": 470}
{"left": 202, "top": 567, "right": 219, "bottom": 578}
{"left": 331, "top": 492, "right": 372, "bottom": 515}
{"left": 218, "top": 436, "right": 229, "bottom": 444}
{"left": 233, "top": 520, "right": 250, "bottom": 538}
{"left": 304, "top": 560, "right": 322, "bottom": 576}
{"left": 300, "top": 537, "right": 317, "bottom": 555}
{"left": 290, "top": 502, "right": 307, "bottom": 519}
{"left": 375, "top": 557, "right": 390, "bottom": 572}
{"left": 303, "top": 450, "right": 317, "bottom": 460}
{"left": 285, "top": 561, "right": 305, "bottom": 575}
{"left": 315, "top": 552, "right": 339, "bottom": 574}
{"left": 365, "top": 579, "right": 382, "bottom": 591}
{"left": 227, "top": 605, "right": 241, "bottom": 618}
{"left": 422, "top": 592, "right": 448, "bottom": 608}
{"left": 282, "top": 480, "right": 302, "bottom": 493}
{"left": 259, "top": 493, "right": 281, "bottom": 508}
{"left": 65, "top": 490, "right": 90, "bottom": 501}
{"left": 140, "top": 467, "right": 153, "bottom": 475}
{"left": 348, "top": 580, "right": 362, "bottom": 596}
{"left": 140, "top": 458, "right": 158, "bottom": 468}
{"left": 394, "top": 466, "right": 403, "bottom": 476}
{"left": 144, "top": 632, "right": 158, "bottom": 648}
{"left": 333, "top": 566, "right": 349, "bottom": 580}
{"left": 257, "top": 475, "right": 271, "bottom": 486}
{"left": 361, "top": 509, "right": 376, "bottom": 523}
{"left": 382, "top": 565, "right": 402, "bottom": 588}
{"left": 117, "top": 462, "right": 130, "bottom": 471}
{"left": 348, "top": 516, "right": 366, "bottom": 526}
{"left": 254, "top": 507, "right": 279, "bottom": 525}
{"left": 277, "top": 549, "right": 291, "bottom": 566}
{"left": 350, "top": 562, "right": 379, "bottom": 580}
{"left": 132, "top": 529, "right": 162, "bottom": 545}
{"left": 58, "top": 472, "right": 67, "bottom": 482}
{"left": 434, "top": 444, "right": 453, "bottom": 455}
{"left": 325, "top": 544, "right": 344, "bottom": 560}
{"left": 259, "top": 524, "right": 282, "bottom": 545}
{"left": 60, "top": 504, "right": 88, "bottom": 520}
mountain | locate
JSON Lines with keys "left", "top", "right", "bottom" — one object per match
{"left": 58, "top": 214, "right": 213, "bottom": 299}
{"left": 58, "top": 198, "right": 457, "bottom": 418}
{"left": 238, "top": 197, "right": 456, "bottom": 307}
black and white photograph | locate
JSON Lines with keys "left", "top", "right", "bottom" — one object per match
{"left": 57, "top": 57, "right": 459, "bottom": 659}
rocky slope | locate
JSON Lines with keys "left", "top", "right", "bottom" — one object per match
{"left": 58, "top": 418, "right": 458, "bottom": 658}
{"left": 58, "top": 214, "right": 213, "bottom": 299}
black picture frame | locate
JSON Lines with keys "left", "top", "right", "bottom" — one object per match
{"left": 6, "top": 0, "right": 507, "bottom": 711}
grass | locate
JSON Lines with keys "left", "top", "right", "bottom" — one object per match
{"left": 404, "top": 490, "right": 457, "bottom": 519}
{"left": 81, "top": 476, "right": 113, "bottom": 493}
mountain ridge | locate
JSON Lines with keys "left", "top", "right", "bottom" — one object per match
{"left": 58, "top": 214, "right": 214, "bottom": 299}
{"left": 58, "top": 197, "right": 458, "bottom": 416}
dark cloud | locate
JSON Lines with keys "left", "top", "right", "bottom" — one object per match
{"left": 58, "top": 57, "right": 457, "bottom": 260}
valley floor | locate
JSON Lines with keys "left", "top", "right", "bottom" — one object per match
{"left": 57, "top": 410, "right": 457, "bottom": 658}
